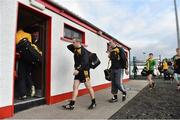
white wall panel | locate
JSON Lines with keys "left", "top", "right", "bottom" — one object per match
{"left": 0, "top": 0, "right": 18, "bottom": 107}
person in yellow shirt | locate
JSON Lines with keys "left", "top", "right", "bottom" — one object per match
{"left": 163, "top": 60, "right": 168, "bottom": 70}
{"left": 16, "top": 28, "right": 42, "bottom": 100}
{"left": 16, "top": 29, "right": 32, "bottom": 45}
{"left": 16, "top": 29, "right": 42, "bottom": 55}
{"left": 163, "top": 59, "right": 169, "bottom": 80}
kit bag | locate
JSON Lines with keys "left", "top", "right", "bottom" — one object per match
{"left": 16, "top": 38, "right": 42, "bottom": 65}
{"left": 104, "top": 60, "right": 111, "bottom": 81}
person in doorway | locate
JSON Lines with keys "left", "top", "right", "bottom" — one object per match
{"left": 16, "top": 28, "right": 35, "bottom": 99}
{"left": 16, "top": 28, "right": 42, "bottom": 99}
{"left": 146, "top": 53, "right": 156, "bottom": 89}
{"left": 30, "top": 25, "right": 43, "bottom": 96}
{"left": 62, "top": 38, "right": 96, "bottom": 110}
{"left": 30, "top": 25, "right": 42, "bottom": 55}
{"left": 31, "top": 26, "right": 40, "bottom": 44}
{"left": 172, "top": 48, "right": 180, "bottom": 91}
{"left": 107, "top": 40, "right": 128, "bottom": 103}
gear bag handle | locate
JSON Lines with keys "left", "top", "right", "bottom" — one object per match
{"left": 107, "top": 59, "right": 111, "bottom": 69}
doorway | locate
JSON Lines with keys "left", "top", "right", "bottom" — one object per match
{"left": 14, "top": 3, "right": 51, "bottom": 112}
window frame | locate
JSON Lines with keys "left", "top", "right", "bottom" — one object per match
{"left": 62, "top": 23, "right": 85, "bottom": 44}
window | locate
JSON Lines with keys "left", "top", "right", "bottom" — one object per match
{"left": 64, "top": 24, "right": 84, "bottom": 43}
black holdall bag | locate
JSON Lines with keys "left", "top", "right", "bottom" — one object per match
{"left": 16, "top": 38, "right": 42, "bottom": 65}
{"left": 141, "top": 67, "right": 147, "bottom": 76}
{"left": 104, "top": 60, "right": 111, "bottom": 81}
{"left": 84, "top": 48, "right": 101, "bottom": 69}
{"left": 89, "top": 53, "right": 101, "bottom": 69}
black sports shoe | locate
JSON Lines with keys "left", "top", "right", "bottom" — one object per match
{"left": 108, "top": 98, "right": 118, "bottom": 103}
{"left": 18, "top": 95, "right": 27, "bottom": 100}
{"left": 122, "top": 92, "right": 127, "bottom": 102}
{"left": 88, "top": 103, "right": 96, "bottom": 109}
{"left": 62, "top": 104, "right": 75, "bottom": 110}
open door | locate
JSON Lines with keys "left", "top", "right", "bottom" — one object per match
{"left": 14, "top": 3, "right": 51, "bottom": 112}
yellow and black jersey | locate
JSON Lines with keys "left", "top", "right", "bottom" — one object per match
{"left": 67, "top": 44, "right": 90, "bottom": 71}
{"left": 109, "top": 46, "right": 128, "bottom": 69}
{"left": 16, "top": 30, "right": 32, "bottom": 45}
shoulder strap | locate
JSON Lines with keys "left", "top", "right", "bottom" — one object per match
{"left": 107, "top": 59, "right": 111, "bottom": 69}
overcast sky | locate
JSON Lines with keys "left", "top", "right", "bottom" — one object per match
{"left": 53, "top": 0, "right": 180, "bottom": 61}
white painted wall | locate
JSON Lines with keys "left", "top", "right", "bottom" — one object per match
{"left": 0, "top": 0, "right": 18, "bottom": 107}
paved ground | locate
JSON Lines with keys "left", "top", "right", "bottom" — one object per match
{"left": 110, "top": 79, "right": 180, "bottom": 119}
{"left": 11, "top": 80, "right": 148, "bottom": 119}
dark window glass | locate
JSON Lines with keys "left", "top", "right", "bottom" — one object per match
{"left": 64, "top": 24, "right": 83, "bottom": 42}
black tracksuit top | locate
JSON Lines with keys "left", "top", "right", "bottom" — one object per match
{"left": 109, "top": 46, "right": 128, "bottom": 69}
{"left": 67, "top": 44, "right": 90, "bottom": 71}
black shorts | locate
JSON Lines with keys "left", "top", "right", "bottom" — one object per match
{"left": 147, "top": 70, "right": 153, "bottom": 75}
{"left": 74, "top": 70, "right": 90, "bottom": 83}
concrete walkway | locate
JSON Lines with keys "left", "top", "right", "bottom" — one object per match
{"left": 11, "top": 80, "right": 148, "bottom": 119}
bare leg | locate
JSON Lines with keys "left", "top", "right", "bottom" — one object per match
{"left": 84, "top": 80, "right": 95, "bottom": 99}
{"left": 72, "top": 80, "right": 81, "bottom": 101}
{"left": 84, "top": 80, "right": 96, "bottom": 109}
{"left": 147, "top": 74, "right": 154, "bottom": 88}
{"left": 62, "top": 80, "right": 80, "bottom": 110}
